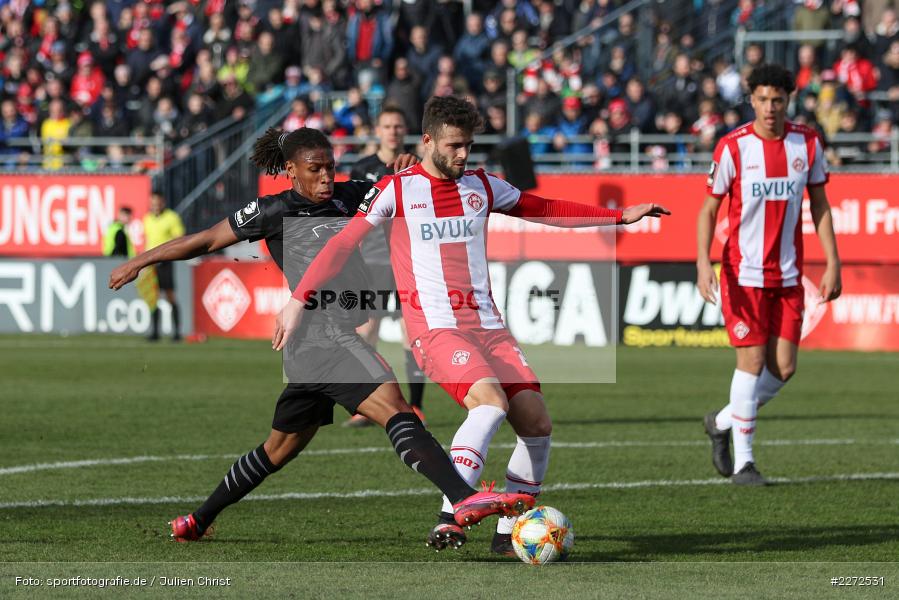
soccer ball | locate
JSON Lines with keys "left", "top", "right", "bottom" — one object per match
{"left": 511, "top": 506, "right": 574, "bottom": 565}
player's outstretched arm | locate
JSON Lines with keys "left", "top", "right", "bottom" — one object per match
{"left": 505, "top": 193, "right": 669, "bottom": 227}
{"left": 696, "top": 195, "right": 722, "bottom": 304}
{"left": 272, "top": 216, "right": 375, "bottom": 351}
{"left": 108, "top": 218, "right": 238, "bottom": 290}
{"left": 808, "top": 185, "right": 842, "bottom": 302}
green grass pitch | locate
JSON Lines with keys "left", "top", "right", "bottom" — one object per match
{"left": 0, "top": 335, "right": 896, "bottom": 598}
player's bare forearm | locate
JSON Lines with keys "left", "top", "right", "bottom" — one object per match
{"left": 808, "top": 186, "right": 841, "bottom": 268}
{"left": 696, "top": 196, "right": 721, "bottom": 266}
{"left": 109, "top": 219, "right": 237, "bottom": 290}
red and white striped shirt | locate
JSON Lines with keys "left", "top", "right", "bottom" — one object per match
{"left": 707, "top": 121, "right": 828, "bottom": 288}
{"left": 293, "top": 163, "right": 621, "bottom": 343}
{"left": 361, "top": 164, "right": 521, "bottom": 342}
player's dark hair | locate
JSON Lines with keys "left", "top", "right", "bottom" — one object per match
{"left": 120, "top": 206, "right": 133, "bottom": 216}
{"left": 250, "top": 127, "right": 332, "bottom": 176}
{"left": 421, "top": 95, "right": 484, "bottom": 138}
{"left": 378, "top": 104, "right": 407, "bottom": 125}
{"left": 747, "top": 63, "right": 796, "bottom": 94}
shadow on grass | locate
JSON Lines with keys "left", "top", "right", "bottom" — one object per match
{"left": 573, "top": 525, "right": 899, "bottom": 561}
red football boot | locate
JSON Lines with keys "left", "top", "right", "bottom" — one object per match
{"left": 169, "top": 514, "right": 210, "bottom": 542}
{"left": 426, "top": 522, "right": 467, "bottom": 551}
{"left": 452, "top": 481, "right": 535, "bottom": 528}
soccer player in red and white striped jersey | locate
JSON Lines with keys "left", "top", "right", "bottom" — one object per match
{"left": 275, "top": 95, "right": 668, "bottom": 553}
{"left": 698, "top": 64, "right": 842, "bottom": 485}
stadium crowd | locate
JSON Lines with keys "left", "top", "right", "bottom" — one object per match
{"left": 1, "top": 0, "right": 898, "bottom": 171}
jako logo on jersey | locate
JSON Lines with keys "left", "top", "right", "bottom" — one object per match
{"left": 420, "top": 219, "right": 475, "bottom": 241}
{"left": 466, "top": 193, "right": 484, "bottom": 211}
{"left": 451, "top": 350, "right": 470, "bottom": 365}
{"left": 750, "top": 179, "right": 799, "bottom": 199}
{"left": 733, "top": 321, "right": 750, "bottom": 340}
{"left": 792, "top": 158, "right": 806, "bottom": 172}
{"left": 410, "top": 202, "right": 428, "bottom": 209}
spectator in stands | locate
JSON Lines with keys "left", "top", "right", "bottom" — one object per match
{"left": 606, "top": 45, "right": 636, "bottom": 86}
{"left": 283, "top": 97, "right": 324, "bottom": 131}
{"left": 873, "top": 8, "right": 899, "bottom": 62}
{"left": 722, "top": 107, "right": 742, "bottom": 133}
{"left": 265, "top": 7, "right": 300, "bottom": 61}
{"left": 486, "top": 39, "right": 513, "bottom": 77}
{"left": 520, "top": 110, "right": 553, "bottom": 156}
{"left": 878, "top": 40, "right": 899, "bottom": 121}
{"left": 215, "top": 74, "right": 253, "bottom": 122}
{"left": 188, "top": 56, "right": 222, "bottom": 104}
{"left": 606, "top": 97, "right": 634, "bottom": 153}
{"left": 839, "top": 16, "right": 872, "bottom": 61}
{"left": 385, "top": 58, "right": 423, "bottom": 132}
{"left": 509, "top": 29, "right": 538, "bottom": 70}
{"left": 46, "top": 42, "right": 74, "bottom": 84}
{"left": 571, "top": 0, "right": 603, "bottom": 33}
{"left": 796, "top": 44, "right": 819, "bottom": 91}
{"left": 552, "top": 96, "right": 591, "bottom": 156}
{"left": 484, "top": 104, "right": 507, "bottom": 135}
{"left": 479, "top": 69, "right": 507, "bottom": 113}
{"left": 658, "top": 53, "right": 699, "bottom": 123}
{"left": 536, "top": 0, "right": 569, "bottom": 45}
{"left": 88, "top": 18, "right": 121, "bottom": 79}
{"left": 16, "top": 83, "right": 39, "bottom": 128}
{"left": 407, "top": 25, "right": 443, "bottom": 94}
{"left": 248, "top": 31, "right": 284, "bottom": 94}
{"left": 218, "top": 46, "right": 251, "bottom": 92}
{"left": 649, "top": 29, "right": 677, "bottom": 83}
{"left": 455, "top": 13, "right": 492, "bottom": 92}
{"left": 691, "top": 98, "right": 724, "bottom": 152}
{"left": 0, "top": 98, "right": 29, "bottom": 167}
{"left": 698, "top": 74, "right": 725, "bottom": 115}
{"left": 624, "top": 78, "right": 655, "bottom": 132}
{"left": 714, "top": 58, "right": 743, "bottom": 104}
{"left": 41, "top": 98, "right": 71, "bottom": 170}
{"left": 127, "top": 28, "right": 160, "bottom": 87}
{"left": 834, "top": 108, "right": 867, "bottom": 164}
{"left": 300, "top": 10, "right": 348, "bottom": 89}
{"left": 104, "top": 206, "right": 134, "bottom": 258}
{"left": 816, "top": 80, "right": 846, "bottom": 137}
{"left": 488, "top": 0, "right": 538, "bottom": 39}
{"left": 177, "top": 93, "right": 213, "bottom": 142}
{"left": 71, "top": 53, "right": 106, "bottom": 110}
{"left": 347, "top": 0, "right": 393, "bottom": 84}
{"left": 153, "top": 97, "right": 180, "bottom": 144}
{"left": 203, "top": 11, "right": 231, "bottom": 68}
{"left": 521, "top": 78, "right": 562, "bottom": 123}
{"left": 793, "top": 0, "right": 832, "bottom": 49}
{"left": 333, "top": 87, "right": 371, "bottom": 133}
{"left": 95, "top": 102, "right": 130, "bottom": 139}
{"left": 731, "top": 0, "right": 763, "bottom": 31}
{"left": 833, "top": 43, "right": 878, "bottom": 112}
{"left": 135, "top": 76, "right": 163, "bottom": 135}
{"left": 744, "top": 43, "right": 765, "bottom": 68}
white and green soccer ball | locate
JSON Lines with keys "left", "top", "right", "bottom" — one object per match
{"left": 511, "top": 506, "right": 574, "bottom": 565}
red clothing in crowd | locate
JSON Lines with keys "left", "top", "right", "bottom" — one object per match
{"left": 70, "top": 68, "right": 106, "bottom": 107}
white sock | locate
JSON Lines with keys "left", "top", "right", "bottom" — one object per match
{"left": 756, "top": 367, "right": 785, "bottom": 408}
{"left": 440, "top": 404, "right": 507, "bottom": 514}
{"left": 715, "top": 366, "right": 786, "bottom": 430}
{"left": 497, "top": 435, "right": 551, "bottom": 534}
{"left": 730, "top": 369, "right": 759, "bottom": 472}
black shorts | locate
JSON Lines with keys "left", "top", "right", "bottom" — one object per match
{"left": 366, "top": 264, "right": 399, "bottom": 318}
{"left": 156, "top": 261, "right": 175, "bottom": 291}
{"left": 274, "top": 325, "right": 396, "bottom": 432}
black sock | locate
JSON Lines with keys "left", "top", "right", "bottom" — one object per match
{"left": 404, "top": 350, "right": 425, "bottom": 409}
{"left": 385, "top": 412, "right": 473, "bottom": 505}
{"left": 193, "top": 444, "right": 282, "bottom": 529}
{"left": 171, "top": 302, "right": 181, "bottom": 338}
{"left": 150, "top": 309, "right": 160, "bottom": 338}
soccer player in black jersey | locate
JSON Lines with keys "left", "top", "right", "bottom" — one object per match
{"left": 345, "top": 106, "right": 429, "bottom": 427}
{"left": 108, "top": 127, "right": 534, "bottom": 543}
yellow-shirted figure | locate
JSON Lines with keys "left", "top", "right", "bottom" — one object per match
{"left": 103, "top": 206, "right": 135, "bottom": 257}
{"left": 143, "top": 192, "right": 185, "bottom": 341}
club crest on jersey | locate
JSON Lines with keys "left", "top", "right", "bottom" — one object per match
{"left": 451, "top": 350, "right": 470, "bottom": 365}
{"left": 792, "top": 158, "right": 806, "bottom": 172}
{"left": 332, "top": 198, "right": 348, "bottom": 214}
{"left": 733, "top": 321, "right": 750, "bottom": 340}
{"left": 466, "top": 193, "right": 485, "bottom": 211}
{"left": 358, "top": 186, "right": 381, "bottom": 214}
{"left": 234, "top": 199, "right": 261, "bottom": 227}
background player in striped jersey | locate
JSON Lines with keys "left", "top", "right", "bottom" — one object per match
{"left": 275, "top": 96, "right": 669, "bottom": 554}
{"left": 346, "top": 106, "right": 429, "bottom": 428}
{"left": 109, "top": 127, "right": 535, "bottom": 542}
{"left": 698, "top": 64, "right": 842, "bottom": 485}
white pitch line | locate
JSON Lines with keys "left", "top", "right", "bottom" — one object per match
{"left": 2, "top": 439, "right": 897, "bottom": 477}
{"left": 2, "top": 472, "right": 898, "bottom": 510}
